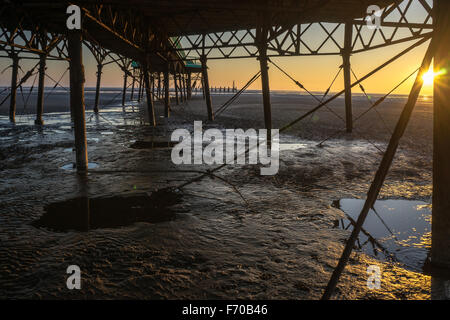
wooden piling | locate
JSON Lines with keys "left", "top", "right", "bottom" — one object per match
{"left": 94, "top": 64, "right": 103, "bottom": 113}
{"left": 343, "top": 22, "right": 353, "bottom": 133}
{"left": 68, "top": 30, "right": 88, "bottom": 171}
{"left": 432, "top": 0, "right": 450, "bottom": 274}
{"left": 9, "top": 53, "right": 19, "bottom": 123}
{"left": 200, "top": 55, "right": 214, "bottom": 120}
{"left": 35, "top": 53, "right": 46, "bottom": 125}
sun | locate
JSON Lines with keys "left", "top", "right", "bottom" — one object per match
{"left": 422, "top": 70, "right": 435, "bottom": 86}
{"left": 422, "top": 66, "right": 447, "bottom": 86}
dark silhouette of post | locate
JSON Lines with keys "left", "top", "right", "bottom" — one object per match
{"left": 94, "top": 64, "right": 103, "bottom": 113}
{"left": 174, "top": 73, "right": 180, "bottom": 105}
{"left": 432, "top": 0, "right": 450, "bottom": 274}
{"left": 143, "top": 64, "right": 156, "bottom": 126}
{"left": 343, "top": 22, "right": 353, "bottom": 133}
{"left": 35, "top": 53, "right": 46, "bottom": 125}
{"left": 130, "top": 69, "right": 135, "bottom": 101}
{"left": 121, "top": 69, "right": 127, "bottom": 106}
{"left": 164, "top": 66, "right": 170, "bottom": 117}
{"left": 68, "top": 30, "right": 88, "bottom": 171}
{"left": 258, "top": 19, "right": 272, "bottom": 143}
{"left": 200, "top": 55, "right": 213, "bottom": 120}
{"left": 187, "top": 72, "right": 192, "bottom": 99}
{"left": 9, "top": 53, "right": 19, "bottom": 123}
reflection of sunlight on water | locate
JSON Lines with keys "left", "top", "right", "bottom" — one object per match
{"left": 279, "top": 143, "right": 308, "bottom": 151}
{"left": 61, "top": 162, "right": 99, "bottom": 170}
{"left": 335, "top": 199, "right": 431, "bottom": 273}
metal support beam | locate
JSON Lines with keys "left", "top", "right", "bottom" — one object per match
{"left": 174, "top": 73, "right": 180, "bottom": 105}
{"left": 121, "top": 70, "right": 127, "bottom": 106}
{"left": 187, "top": 72, "right": 192, "bottom": 100}
{"left": 164, "top": 67, "right": 170, "bottom": 117}
{"left": 94, "top": 64, "right": 103, "bottom": 113}
{"left": 258, "top": 20, "right": 272, "bottom": 143}
{"left": 181, "top": 73, "right": 187, "bottom": 102}
{"left": 9, "top": 54, "right": 19, "bottom": 123}
{"left": 144, "top": 65, "right": 156, "bottom": 126}
{"left": 432, "top": 0, "right": 450, "bottom": 275}
{"left": 68, "top": 30, "right": 88, "bottom": 172}
{"left": 343, "top": 22, "right": 353, "bottom": 133}
{"left": 35, "top": 53, "right": 46, "bottom": 125}
{"left": 200, "top": 55, "right": 214, "bottom": 120}
{"left": 130, "top": 69, "right": 135, "bottom": 101}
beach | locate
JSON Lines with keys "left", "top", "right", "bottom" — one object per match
{"left": 0, "top": 88, "right": 434, "bottom": 299}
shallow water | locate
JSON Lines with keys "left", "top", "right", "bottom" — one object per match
{"left": 0, "top": 93, "right": 436, "bottom": 299}
{"left": 334, "top": 199, "right": 431, "bottom": 273}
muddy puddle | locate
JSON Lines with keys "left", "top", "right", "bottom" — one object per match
{"left": 32, "top": 188, "right": 185, "bottom": 232}
{"left": 333, "top": 198, "right": 431, "bottom": 272}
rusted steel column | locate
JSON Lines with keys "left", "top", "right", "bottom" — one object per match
{"left": 343, "top": 22, "right": 353, "bottom": 133}
{"left": 144, "top": 65, "right": 156, "bottom": 126}
{"left": 200, "top": 55, "right": 213, "bottom": 120}
{"left": 94, "top": 64, "right": 103, "bottom": 113}
{"left": 258, "top": 23, "right": 272, "bottom": 143}
{"left": 68, "top": 30, "right": 88, "bottom": 171}
{"left": 121, "top": 70, "right": 127, "bottom": 106}
{"left": 432, "top": 0, "right": 450, "bottom": 273}
{"left": 164, "top": 67, "right": 170, "bottom": 117}
{"left": 9, "top": 54, "right": 19, "bottom": 123}
{"left": 35, "top": 53, "right": 46, "bottom": 125}
{"left": 187, "top": 72, "right": 192, "bottom": 99}
{"left": 174, "top": 73, "right": 180, "bottom": 105}
{"left": 179, "top": 73, "right": 184, "bottom": 103}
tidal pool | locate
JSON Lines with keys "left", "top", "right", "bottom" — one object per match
{"left": 333, "top": 198, "right": 431, "bottom": 273}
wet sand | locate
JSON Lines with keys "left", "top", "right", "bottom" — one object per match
{"left": 0, "top": 88, "right": 434, "bottom": 299}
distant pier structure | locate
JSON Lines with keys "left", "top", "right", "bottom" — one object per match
{"left": 0, "top": 0, "right": 449, "bottom": 298}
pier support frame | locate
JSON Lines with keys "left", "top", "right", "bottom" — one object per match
{"left": 432, "top": 0, "right": 450, "bottom": 274}
{"left": 94, "top": 64, "right": 103, "bottom": 113}
{"left": 187, "top": 72, "right": 192, "bottom": 100}
{"left": 343, "top": 22, "right": 353, "bottom": 133}
{"left": 200, "top": 55, "right": 214, "bottom": 120}
{"left": 164, "top": 66, "right": 170, "bottom": 117}
{"left": 9, "top": 53, "right": 19, "bottom": 123}
{"left": 68, "top": 30, "right": 88, "bottom": 171}
{"left": 257, "top": 20, "right": 272, "bottom": 143}
{"left": 143, "top": 63, "right": 156, "bottom": 126}
{"left": 35, "top": 53, "right": 46, "bottom": 125}
{"left": 121, "top": 70, "right": 127, "bottom": 106}
{"left": 174, "top": 72, "right": 180, "bottom": 105}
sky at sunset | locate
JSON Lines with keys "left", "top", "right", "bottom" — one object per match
{"left": 0, "top": 1, "right": 434, "bottom": 96}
